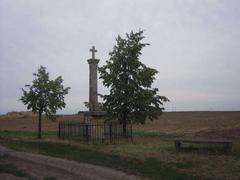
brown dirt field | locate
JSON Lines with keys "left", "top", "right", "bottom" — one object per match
{"left": 0, "top": 111, "right": 240, "bottom": 139}
{"left": 0, "top": 112, "right": 84, "bottom": 131}
{"left": 194, "top": 128, "right": 240, "bottom": 139}
{"left": 134, "top": 111, "right": 240, "bottom": 136}
{"left": 1, "top": 111, "right": 240, "bottom": 138}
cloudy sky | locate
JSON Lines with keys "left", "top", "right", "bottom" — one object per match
{"left": 0, "top": 0, "right": 240, "bottom": 114}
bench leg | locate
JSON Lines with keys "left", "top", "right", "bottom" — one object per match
{"left": 224, "top": 143, "right": 232, "bottom": 153}
{"left": 175, "top": 141, "right": 181, "bottom": 152}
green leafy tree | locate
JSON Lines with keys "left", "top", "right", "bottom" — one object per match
{"left": 99, "top": 30, "right": 169, "bottom": 133}
{"left": 20, "top": 66, "right": 70, "bottom": 138}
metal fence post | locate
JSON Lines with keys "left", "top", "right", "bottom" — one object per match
{"left": 58, "top": 122, "right": 61, "bottom": 138}
{"left": 110, "top": 123, "right": 113, "bottom": 143}
{"left": 58, "top": 121, "right": 133, "bottom": 144}
{"left": 86, "top": 125, "right": 89, "bottom": 142}
{"left": 130, "top": 123, "right": 133, "bottom": 142}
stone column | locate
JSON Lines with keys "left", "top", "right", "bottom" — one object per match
{"left": 87, "top": 46, "right": 99, "bottom": 112}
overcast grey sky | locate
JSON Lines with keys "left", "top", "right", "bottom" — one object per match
{"left": 0, "top": 0, "right": 240, "bottom": 114}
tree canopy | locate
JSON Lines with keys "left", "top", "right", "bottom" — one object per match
{"left": 99, "top": 30, "right": 169, "bottom": 125}
{"left": 20, "top": 66, "right": 70, "bottom": 138}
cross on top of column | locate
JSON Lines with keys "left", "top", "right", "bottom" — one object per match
{"left": 90, "top": 46, "right": 97, "bottom": 59}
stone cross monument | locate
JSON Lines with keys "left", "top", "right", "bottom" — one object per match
{"left": 87, "top": 46, "right": 99, "bottom": 112}
{"left": 84, "top": 46, "right": 106, "bottom": 124}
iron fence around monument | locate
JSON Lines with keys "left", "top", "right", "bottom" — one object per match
{"left": 58, "top": 121, "right": 132, "bottom": 143}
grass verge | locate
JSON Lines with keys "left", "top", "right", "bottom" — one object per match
{"left": 133, "top": 130, "right": 178, "bottom": 139}
{"left": 0, "top": 163, "right": 28, "bottom": 177}
{"left": 0, "top": 138, "right": 194, "bottom": 180}
{"left": 0, "top": 130, "right": 57, "bottom": 139}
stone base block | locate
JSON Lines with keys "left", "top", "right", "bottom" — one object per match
{"left": 84, "top": 111, "right": 106, "bottom": 124}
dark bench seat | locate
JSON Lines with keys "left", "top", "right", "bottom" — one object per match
{"left": 175, "top": 138, "right": 233, "bottom": 152}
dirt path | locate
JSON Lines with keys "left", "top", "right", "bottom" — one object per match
{"left": 0, "top": 145, "right": 140, "bottom": 180}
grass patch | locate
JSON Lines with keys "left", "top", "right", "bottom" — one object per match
{"left": 1, "top": 130, "right": 239, "bottom": 179}
{"left": 169, "top": 162, "right": 193, "bottom": 169}
{"left": 134, "top": 130, "right": 177, "bottom": 139}
{"left": 44, "top": 177, "right": 57, "bottom": 180}
{"left": 0, "top": 130, "right": 57, "bottom": 139}
{"left": 0, "top": 138, "right": 194, "bottom": 180}
{"left": 180, "top": 143, "right": 229, "bottom": 154}
{"left": 0, "top": 163, "right": 28, "bottom": 177}
{"left": 230, "top": 142, "right": 240, "bottom": 160}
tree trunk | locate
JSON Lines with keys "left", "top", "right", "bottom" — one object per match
{"left": 122, "top": 112, "right": 127, "bottom": 137}
{"left": 38, "top": 111, "right": 42, "bottom": 139}
{"left": 123, "top": 123, "right": 127, "bottom": 137}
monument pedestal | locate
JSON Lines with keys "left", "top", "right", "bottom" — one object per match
{"left": 84, "top": 111, "right": 106, "bottom": 124}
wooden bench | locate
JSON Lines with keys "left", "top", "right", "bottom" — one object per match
{"left": 175, "top": 138, "right": 233, "bottom": 152}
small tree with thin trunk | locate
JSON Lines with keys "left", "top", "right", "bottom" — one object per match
{"left": 20, "top": 66, "right": 70, "bottom": 138}
{"left": 99, "top": 30, "right": 169, "bottom": 135}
